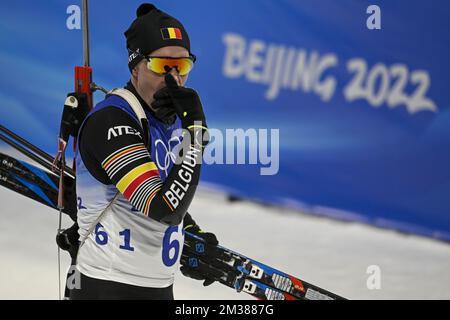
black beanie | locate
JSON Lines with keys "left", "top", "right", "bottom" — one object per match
{"left": 124, "top": 3, "right": 191, "bottom": 72}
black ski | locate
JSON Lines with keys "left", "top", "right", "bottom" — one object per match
{"left": 0, "top": 152, "right": 76, "bottom": 219}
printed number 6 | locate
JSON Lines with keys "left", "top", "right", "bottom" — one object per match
{"left": 95, "top": 223, "right": 108, "bottom": 245}
{"left": 162, "top": 226, "right": 181, "bottom": 267}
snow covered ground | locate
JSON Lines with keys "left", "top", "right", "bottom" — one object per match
{"left": 1, "top": 149, "right": 450, "bottom": 300}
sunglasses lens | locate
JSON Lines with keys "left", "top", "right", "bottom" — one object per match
{"left": 147, "top": 58, "right": 194, "bottom": 76}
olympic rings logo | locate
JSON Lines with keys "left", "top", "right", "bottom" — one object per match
{"left": 154, "top": 136, "right": 182, "bottom": 176}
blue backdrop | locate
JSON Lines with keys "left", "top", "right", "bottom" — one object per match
{"left": 1, "top": 1, "right": 449, "bottom": 241}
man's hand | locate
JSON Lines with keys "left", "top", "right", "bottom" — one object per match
{"left": 180, "top": 262, "right": 217, "bottom": 287}
{"left": 180, "top": 214, "right": 219, "bottom": 286}
{"left": 153, "top": 74, "right": 207, "bottom": 130}
{"left": 184, "top": 223, "right": 218, "bottom": 246}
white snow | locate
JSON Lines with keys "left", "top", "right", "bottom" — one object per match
{"left": 1, "top": 147, "right": 450, "bottom": 299}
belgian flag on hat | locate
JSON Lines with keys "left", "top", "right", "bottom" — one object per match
{"left": 161, "top": 27, "right": 182, "bottom": 40}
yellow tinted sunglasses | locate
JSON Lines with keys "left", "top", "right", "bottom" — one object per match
{"left": 144, "top": 55, "right": 196, "bottom": 76}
